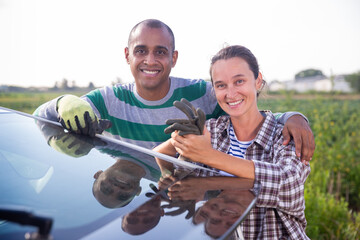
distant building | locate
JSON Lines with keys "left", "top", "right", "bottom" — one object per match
{"left": 0, "top": 85, "right": 9, "bottom": 92}
{"left": 268, "top": 74, "right": 353, "bottom": 93}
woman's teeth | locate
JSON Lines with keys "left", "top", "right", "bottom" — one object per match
{"left": 228, "top": 100, "right": 243, "bottom": 106}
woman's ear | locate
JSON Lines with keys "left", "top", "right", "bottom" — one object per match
{"left": 256, "top": 72, "right": 264, "bottom": 91}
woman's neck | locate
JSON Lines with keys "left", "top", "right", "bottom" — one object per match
{"left": 230, "top": 110, "right": 265, "bottom": 141}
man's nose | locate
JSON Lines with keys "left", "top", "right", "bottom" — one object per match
{"left": 144, "top": 53, "right": 156, "bottom": 64}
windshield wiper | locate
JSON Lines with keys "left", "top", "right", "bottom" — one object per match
{"left": 0, "top": 208, "right": 53, "bottom": 239}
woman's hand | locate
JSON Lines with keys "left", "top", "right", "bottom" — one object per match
{"left": 170, "top": 128, "right": 213, "bottom": 164}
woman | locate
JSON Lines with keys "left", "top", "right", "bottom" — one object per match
{"left": 154, "top": 45, "right": 311, "bottom": 239}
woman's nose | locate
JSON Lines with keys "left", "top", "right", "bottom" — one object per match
{"left": 226, "top": 85, "right": 238, "bottom": 98}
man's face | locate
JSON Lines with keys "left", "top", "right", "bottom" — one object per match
{"left": 125, "top": 25, "right": 178, "bottom": 100}
{"left": 93, "top": 160, "right": 144, "bottom": 208}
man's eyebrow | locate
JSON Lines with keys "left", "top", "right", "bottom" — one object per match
{"left": 153, "top": 45, "right": 169, "bottom": 52}
{"left": 133, "top": 45, "right": 146, "bottom": 49}
{"left": 133, "top": 45, "right": 169, "bottom": 50}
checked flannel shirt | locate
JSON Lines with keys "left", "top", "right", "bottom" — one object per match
{"left": 200, "top": 111, "right": 311, "bottom": 240}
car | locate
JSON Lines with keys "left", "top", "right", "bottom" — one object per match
{"left": 0, "top": 107, "right": 259, "bottom": 240}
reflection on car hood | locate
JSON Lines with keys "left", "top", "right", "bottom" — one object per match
{"left": 0, "top": 109, "right": 259, "bottom": 240}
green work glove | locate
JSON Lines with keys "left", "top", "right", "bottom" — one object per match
{"left": 164, "top": 98, "right": 206, "bottom": 136}
{"left": 39, "top": 122, "right": 106, "bottom": 158}
{"left": 57, "top": 95, "right": 112, "bottom": 137}
{"left": 164, "top": 98, "right": 206, "bottom": 163}
{"left": 49, "top": 131, "right": 107, "bottom": 158}
{"left": 162, "top": 200, "right": 196, "bottom": 219}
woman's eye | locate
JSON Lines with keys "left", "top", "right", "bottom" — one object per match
{"left": 236, "top": 79, "right": 244, "bottom": 84}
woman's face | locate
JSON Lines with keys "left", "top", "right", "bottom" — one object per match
{"left": 211, "top": 57, "right": 262, "bottom": 119}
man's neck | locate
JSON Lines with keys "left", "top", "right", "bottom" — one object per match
{"left": 135, "top": 78, "right": 171, "bottom": 101}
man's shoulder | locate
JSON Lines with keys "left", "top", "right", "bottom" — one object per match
{"left": 95, "top": 82, "right": 136, "bottom": 95}
{"left": 112, "top": 82, "right": 136, "bottom": 90}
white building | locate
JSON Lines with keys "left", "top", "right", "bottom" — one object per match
{"left": 269, "top": 74, "right": 353, "bottom": 93}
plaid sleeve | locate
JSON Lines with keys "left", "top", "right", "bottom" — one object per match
{"left": 253, "top": 136, "right": 311, "bottom": 217}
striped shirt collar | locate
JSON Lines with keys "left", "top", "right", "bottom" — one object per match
{"left": 217, "top": 111, "right": 278, "bottom": 153}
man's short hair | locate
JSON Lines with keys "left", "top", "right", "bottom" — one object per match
{"left": 128, "top": 19, "right": 175, "bottom": 51}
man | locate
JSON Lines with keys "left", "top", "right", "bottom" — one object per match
{"left": 34, "top": 19, "right": 315, "bottom": 162}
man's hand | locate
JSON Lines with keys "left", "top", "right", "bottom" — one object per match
{"left": 39, "top": 123, "right": 107, "bottom": 158}
{"left": 49, "top": 131, "right": 106, "bottom": 157}
{"left": 282, "top": 115, "right": 315, "bottom": 164}
{"left": 57, "top": 95, "right": 112, "bottom": 137}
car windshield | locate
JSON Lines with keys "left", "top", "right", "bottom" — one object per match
{"left": 0, "top": 109, "right": 259, "bottom": 240}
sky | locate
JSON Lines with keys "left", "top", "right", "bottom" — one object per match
{"left": 1, "top": 0, "right": 360, "bottom": 88}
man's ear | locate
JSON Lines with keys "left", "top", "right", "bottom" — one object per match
{"left": 125, "top": 47, "right": 130, "bottom": 64}
{"left": 171, "top": 50, "right": 179, "bottom": 68}
{"left": 94, "top": 170, "right": 103, "bottom": 179}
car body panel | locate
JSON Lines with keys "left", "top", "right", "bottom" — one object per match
{"left": 0, "top": 108, "right": 259, "bottom": 239}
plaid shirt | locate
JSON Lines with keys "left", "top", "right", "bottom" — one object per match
{"left": 202, "top": 111, "right": 311, "bottom": 240}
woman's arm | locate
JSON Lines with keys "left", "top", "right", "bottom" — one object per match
{"left": 153, "top": 139, "right": 178, "bottom": 176}
{"left": 171, "top": 128, "right": 310, "bottom": 217}
{"left": 171, "top": 129, "right": 255, "bottom": 179}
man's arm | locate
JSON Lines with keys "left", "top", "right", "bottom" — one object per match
{"left": 275, "top": 112, "right": 315, "bottom": 164}
{"left": 34, "top": 94, "right": 111, "bottom": 137}
{"left": 33, "top": 96, "right": 61, "bottom": 121}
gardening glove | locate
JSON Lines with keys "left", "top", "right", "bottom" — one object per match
{"left": 48, "top": 130, "right": 107, "bottom": 158}
{"left": 145, "top": 183, "right": 170, "bottom": 200}
{"left": 164, "top": 98, "right": 206, "bottom": 136}
{"left": 164, "top": 98, "right": 206, "bottom": 162}
{"left": 56, "top": 95, "right": 112, "bottom": 137}
{"left": 162, "top": 200, "right": 196, "bottom": 219}
{"left": 39, "top": 122, "right": 106, "bottom": 157}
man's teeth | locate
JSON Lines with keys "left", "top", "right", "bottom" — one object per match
{"left": 228, "top": 100, "right": 243, "bottom": 106}
{"left": 143, "top": 70, "right": 159, "bottom": 74}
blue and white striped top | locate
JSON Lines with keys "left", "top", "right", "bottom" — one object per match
{"left": 218, "top": 123, "right": 254, "bottom": 177}
{"left": 228, "top": 124, "right": 253, "bottom": 159}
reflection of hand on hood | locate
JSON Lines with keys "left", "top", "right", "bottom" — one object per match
{"left": 38, "top": 122, "right": 106, "bottom": 158}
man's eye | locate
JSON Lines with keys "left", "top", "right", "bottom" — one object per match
{"left": 215, "top": 84, "right": 225, "bottom": 89}
{"left": 157, "top": 50, "right": 166, "bottom": 55}
{"left": 135, "top": 49, "right": 145, "bottom": 54}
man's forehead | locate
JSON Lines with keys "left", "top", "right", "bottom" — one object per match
{"left": 129, "top": 26, "right": 172, "bottom": 49}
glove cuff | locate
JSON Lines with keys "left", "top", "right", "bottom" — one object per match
{"left": 55, "top": 95, "right": 68, "bottom": 113}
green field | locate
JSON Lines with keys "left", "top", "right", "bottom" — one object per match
{"left": 1, "top": 91, "right": 360, "bottom": 239}
{"left": 0, "top": 91, "right": 88, "bottom": 114}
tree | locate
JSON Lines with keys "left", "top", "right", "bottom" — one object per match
{"left": 88, "top": 82, "right": 95, "bottom": 89}
{"left": 112, "top": 77, "right": 123, "bottom": 85}
{"left": 295, "top": 69, "right": 326, "bottom": 80}
{"left": 71, "top": 80, "right": 77, "bottom": 89}
{"left": 59, "top": 78, "right": 70, "bottom": 90}
{"left": 345, "top": 71, "right": 360, "bottom": 92}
